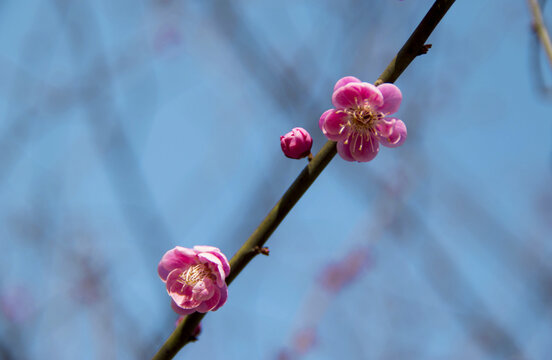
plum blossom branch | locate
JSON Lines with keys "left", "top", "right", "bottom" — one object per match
{"left": 152, "top": 1, "right": 456, "bottom": 358}
{"left": 528, "top": 0, "right": 552, "bottom": 69}
{"left": 152, "top": 141, "right": 337, "bottom": 360}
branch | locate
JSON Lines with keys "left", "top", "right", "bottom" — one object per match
{"left": 375, "top": 0, "right": 455, "bottom": 85}
{"left": 152, "top": 0, "right": 456, "bottom": 358}
{"left": 528, "top": 0, "right": 552, "bottom": 69}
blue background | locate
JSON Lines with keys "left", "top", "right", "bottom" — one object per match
{"left": 1, "top": 0, "right": 551, "bottom": 359}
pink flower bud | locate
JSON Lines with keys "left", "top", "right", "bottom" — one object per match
{"left": 191, "top": 323, "right": 202, "bottom": 338}
{"left": 280, "top": 127, "right": 313, "bottom": 159}
{"left": 158, "top": 246, "right": 230, "bottom": 315}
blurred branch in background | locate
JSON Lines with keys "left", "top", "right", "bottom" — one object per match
{"left": 528, "top": 0, "right": 552, "bottom": 99}
{"left": 0, "top": 10, "right": 154, "bottom": 189}
{"left": 1, "top": 0, "right": 177, "bottom": 358}
{"left": 52, "top": 0, "right": 174, "bottom": 256}
{"left": 528, "top": 0, "right": 552, "bottom": 68}
{"left": 0, "top": 1, "right": 66, "bottom": 187}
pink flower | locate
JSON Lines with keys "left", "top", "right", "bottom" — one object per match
{"left": 319, "top": 76, "right": 407, "bottom": 162}
{"left": 158, "top": 246, "right": 230, "bottom": 315}
{"left": 280, "top": 127, "right": 313, "bottom": 159}
{"left": 320, "top": 248, "right": 372, "bottom": 293}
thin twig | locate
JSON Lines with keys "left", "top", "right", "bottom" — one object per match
{"left": 375, "top": 0, "right": 456, "bottom": 85}
{"left": 152, "top": 1, "right": 456, "bottom": 358}
{"left": 528, "top": 0, "right": 552, "bottom": 69}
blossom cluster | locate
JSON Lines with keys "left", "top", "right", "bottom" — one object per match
{"left": 159, "top": 76, "right": 407, "bottom": 321}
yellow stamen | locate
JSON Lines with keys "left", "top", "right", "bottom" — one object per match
{"left": 177, "top": 264, "right": 213, "bottom": 287}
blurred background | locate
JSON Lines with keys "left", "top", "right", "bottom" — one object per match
{"left": 1, "top": 0, "right": 551, "bottom": 359}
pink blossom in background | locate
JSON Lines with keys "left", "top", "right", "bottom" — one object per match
{"left": 158, "top": 246, "right": 230, "bottom": 315}
{"left": 320, "top": 248, "right": 372, "bottom": 293}
{"left": 277, "top": 327, "right": 318, "bottom": 359}
{"left": 154, "top": 26, "right": 182, "bottom": 53}
{"left": 292, "top": 327, "right": 318, "bottom": 355}
{"left": 280, "top": 127, "right": 313, "bottom": 159}
{"left": 0, "top": 286, "right": 33, "bottom": 324}
{"left": 319, "top": 76, "right": 407, "bottom": 162}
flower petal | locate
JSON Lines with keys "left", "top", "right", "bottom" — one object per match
{"left": 208, "top": 252, "right": 230, "bottom": 278}
{"left": 158, "top": 247, "right": 197, "bottom": 281}
{"left": 336, "top": 140, "right": 355, "bottom": 162}
{"left": 349, "top": 134, "right": 379, "bottom": 162}
{"left": 196, "top": 287, "right": 222, "bottom": 313}
{"left": 198, "top": 252, "right": 227, "bottom": 286}
{"left": 374, "top": 117, "right": 396, "bottom": 138}
{"left": 193, "top": 245, "right": 230, "bottom": 278}
{"left": 211, "top": 285, "right": 228, "bottom": 311}
{"left": 331, "top": 82, "right": 367, "bottom": 109}
{"left": 322, "top": 110, "right": 349, "bottom": 142}
{"left": 171, "top": 300, "right": 196, "bottom": 315}
{"left": 378, "top": 119, "right": 407, "bottom": 148}
{"left": 192, "top": 279, "right": 215, "bottom": 301}
{"left": 357, "top": 82, "right": 384, "bottom": 108}
{"left": 376, "top": 83, "right": 402, "bottom": 115}
{"left": 166, "top": 268, "right": 203, "bottom": 309}
{"left": 193, "top": 245, "right": 221, "bottom": 253}
{"left": 333, "top": 76, "right": 361, "bottom": 92}
{"left": 319, "top": 109, "right": 333, "bottom": 134}
{"left": 332, "top": 82, "right": 384, "bottom": 109}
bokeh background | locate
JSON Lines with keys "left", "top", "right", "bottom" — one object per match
{"left": 1, "top": 0, "right": 551, "bottom": 359}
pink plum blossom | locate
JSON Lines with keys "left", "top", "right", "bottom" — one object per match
{"left": 280, "top": 127, "right": 313, "bottom": 159}
{"left": 319, "top": 76, "right": 407, "bottom": 162}
{"left": 158, "top": 246, "right": 230, "bottom": 315}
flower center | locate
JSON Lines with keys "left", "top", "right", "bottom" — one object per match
{"left": 177, "top": 264, "right": 213, "bottom": 286}
{"left": 346, "top": 105, "right": 384, "bottom": 135}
